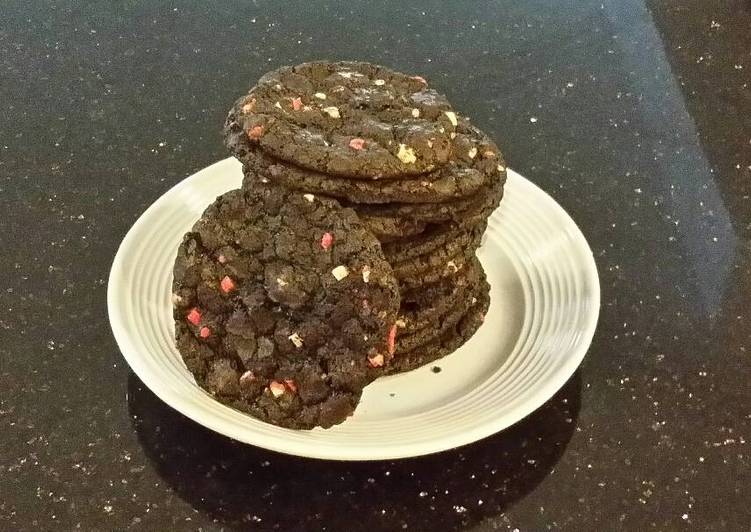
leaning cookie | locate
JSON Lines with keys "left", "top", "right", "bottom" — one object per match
{"left": 172, "top": 185, "right": 400, "bottom": 429}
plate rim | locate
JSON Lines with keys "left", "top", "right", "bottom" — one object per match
{"left": 107, "top": 158, "right": 600, "bottom": 461}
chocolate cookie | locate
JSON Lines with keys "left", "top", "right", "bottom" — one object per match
{"left": 224, "top": 61, "right": 459, "bottom": 179}
{"left": 347, "top": 165, "right": 505, "bottom": 235}
{"left": 391, "top": 230, "right": 482, "bottom": 284}
{"left": 357, "top": 213, "right": 427, "bottom": 242}
{"left": 396, "top": 246, "right": 476, "bottom": 291}
{"left": 397, "top": 258, "right": 483, "bottom": 334}
{"left": 172, "top": 186, "right": 400, "bottom": 430}
{"left": 239, "top": 123, "right": 503, "bottom": 204}
{"left": 382, "top": 225, "right": 481, "bottom": 264}
{"left": 387, "top": 284, "right": 489, "bottom": 375}
{"left": 395, "top": 271, "right": 489, "bottom": 354}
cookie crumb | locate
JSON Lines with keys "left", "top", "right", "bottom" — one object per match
{"left": 396, "top": 144, "right": 417, "bottom": 164}
{"left": 288, "top": 332, "right": 304, "bottom": 348}
{"left": 431, "top": 366, "right": 442, "bottom": 374}
{"left": 332, "top": 265, "right": 349, "bottom": 281}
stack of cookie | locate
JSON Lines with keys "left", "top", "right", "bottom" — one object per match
{"left": 172, "top": 61, "right": 506, "bottom": 430}
{"left": 224, "top": 61, "right": 506, "bottom": 375}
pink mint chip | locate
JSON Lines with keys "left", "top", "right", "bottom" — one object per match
{"left": 320, "top": 232, "right": 334, "bottom": 250}
{"left": 220, "top": 275, "right": 235, "bottom": 293}
{"left": 387, "top": 324, "right": 397, "bottom": 355}
{"left": 187, "top": 308, "right": 201, "bottom": 326}
{"left": 199, "top": 326, "right": 211, "bottom": 338}
{"left": 349, "top": 138, "right": 366, "bottom": 150}
{"left": 291, "top": 97, "right": 303, "bottom": 111}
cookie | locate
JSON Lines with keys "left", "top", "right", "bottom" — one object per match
{"left": 395, "top": 246, "right": 476, "bottom": 291}
{"left": 347, "top": 166, "right": 505, "bottom": 233}
{"left": 382, "top": 225, "right": 480, "bottom": 264}
{"left": 395, "top": 271, "right": 489, "bottom": 354}
{"left": 387, "top": 284, "right": 489, "bottom": 375}
{"left": 239, "top": 122, "right": 503, "bottom": 204}
{"left": 357, "top": 213, "right": 427, "bottom": 242}
{"left": 224, "top": 61, "right": 458, "bottom": 179}
{"left": 397, "top": 258, "right": 483, "bottom": 334}
{"left": 390, "top": 230, "right": 482, "bottom": 283}
{"left": 172, "top": 186, "right": 400, "bottom": 430}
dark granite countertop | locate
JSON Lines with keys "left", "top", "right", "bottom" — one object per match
{"left": 2, "top": 1, "right": 750, "bottom": 530}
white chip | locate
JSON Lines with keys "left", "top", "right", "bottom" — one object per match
{"left": 331, "top": 265, "right": 349, "bottom": 281}
{"left": 468, "top": 147, "right": 478, "bottom": 159}
{"left": 396, "top": 144, "right": 417, "bottom": 164}
{"left": 411, "top": 108, "right": 420, "bottom": 118}
{"left": 444, "top": 111, "right": 458, "bottom": 127}
{"left": 339, "top": 71, "right": 354, "bottom": 79}
{"left": 171, "top": 293, "right": 183, "bottom": 306}
{"left": 450, "top": 132, "right": 456, "bottom": 139}
{"left": 361, "top": 265, "right": 371, "bottom": 283}
{"left": 260, "top": 177, "right": 270, "bottom": 183}
{"left": 446, "top": 260, "right": 459, "bottom": 273}
{"left": 314, "top": 92, "right": 327, "bottom": 100}
{"left": 288, "top": 332, "right": 304, "bottom": 348}
{"left": 322, "top": 106, "right": 341, "bottom": 118}
{"left": 373, "top": 79, "right": 386, "bottom": 86}
{"left": 276, "top": 277, "right": 288, "bottom": 286}
{"left": 303, "top": 193, "right": 315, "bottom": 202}
{"left": 274, "top": 101, "right": 282, "bottom": 109}
{"left": 497, "top": 164, "right": 506, "bottom": 173}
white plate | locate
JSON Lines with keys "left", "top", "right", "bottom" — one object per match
{"left": 108, "top": 158, "right": 600, "bottom": 461}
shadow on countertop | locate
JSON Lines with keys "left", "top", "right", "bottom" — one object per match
{"left": 127, "top": 370, "right": 581, "bottom": 531}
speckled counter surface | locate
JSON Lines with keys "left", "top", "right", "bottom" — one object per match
{"left": 2, "top": 1, "right": 750, "bottom": 530}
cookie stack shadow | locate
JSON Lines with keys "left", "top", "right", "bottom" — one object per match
{"left": 225, "top": 61, "right": 506, "bottom": 374}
